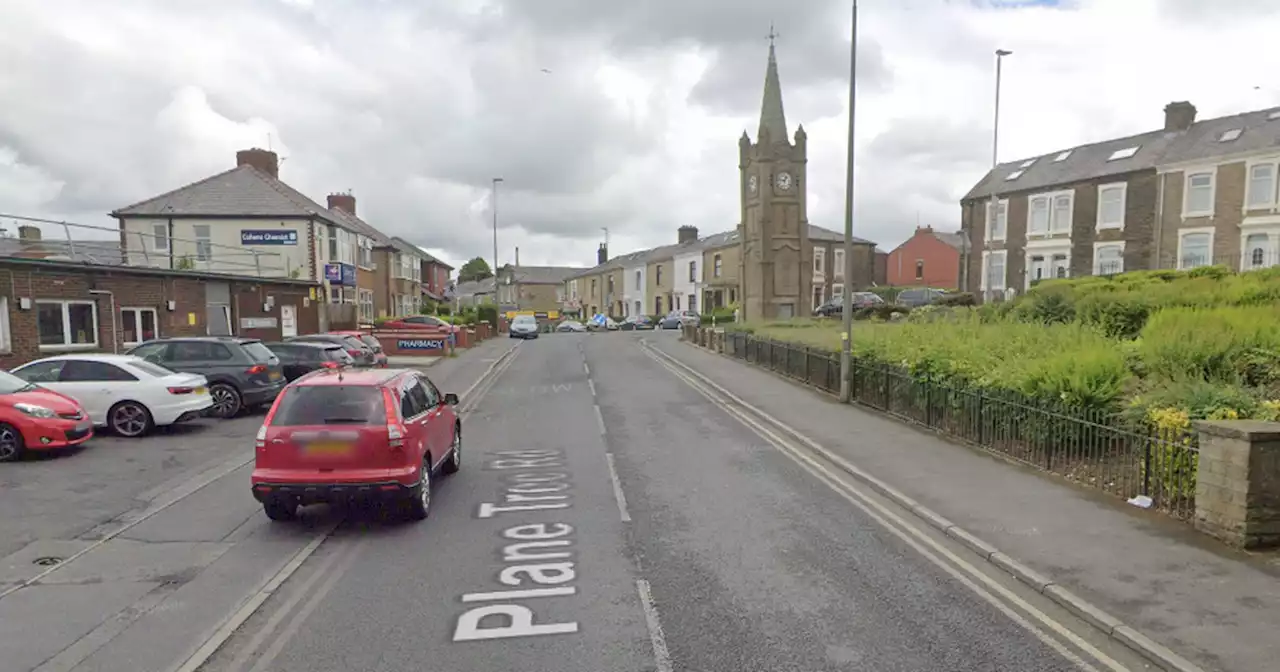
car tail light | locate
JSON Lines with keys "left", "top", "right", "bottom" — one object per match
{"left": 255, "top": 424, "right": 268, "bottom": 449}
{"left": 321, "top": 361, "right": 342, "bottom": 369}
{"left": 381, "top": 387, "right": 404, "bottom": 448}
{"left": 257, "top": 390, "right": 287, "bottom": 450}
{"left": 246, "top": 364, "right": 267, "bottom": 375}
{"left": 347, "top": 348, "right": 362, "bottom": 358}
{"left": 167, "top": 386, "right": 195, "bottom": 394}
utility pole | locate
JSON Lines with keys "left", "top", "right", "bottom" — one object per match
{"left": 838, "top": 0, "right": 859, "bottom": 403}
{"left": 492, "top": 177, "right": 503, "bottom": 308}
{"left": 985, "top": 49, "right": 1011, "bottom": 301}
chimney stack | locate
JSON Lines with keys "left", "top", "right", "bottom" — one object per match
{"left": 16, "top": 225, "right": 44, "bottom": 258}
{"left": 236, "top": 148, "right": 280, "bottom": 179}
{"left": 678, "top": 225, "right": 699, "bottom": 244}
{"left": 597, "top": 243, "right": 608, "bottom": 265}
{"left": 327, "top": 193, "right": 356, "bottom": 215}
{"left": 1164, "top": 101, "right": 1197, "bottom": 132}
{"left": 17, "top": 225, "right": 41, "bottom": 242}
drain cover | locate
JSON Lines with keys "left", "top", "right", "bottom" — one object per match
{"left": 32, "top": 556, "right": 63, "bottom": 566}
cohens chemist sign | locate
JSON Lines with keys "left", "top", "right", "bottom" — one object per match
{"left": 240, "top": 229, "right": 299, "bottom": 246}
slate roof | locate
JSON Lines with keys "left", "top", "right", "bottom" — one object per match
{"left": 388, "top": 237, "right": 453, "bottom": 268}
{"left": 0, "top": 236, "right": 125, "bottom": 265}
{"left": 962, "top": 103, "right": 1280, "bottom": 201}
{"left": 112, "top": 165, "right": 341, "bottom": 222}
{"left": 934, "top": 231, "right": 969, "bottom": 253}
{"left": 503, "top": 265, "right": 583, "bottom": 285}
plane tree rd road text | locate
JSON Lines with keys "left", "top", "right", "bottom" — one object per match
{"left": 455, "top": 450, "right": 580, "bottom": 642}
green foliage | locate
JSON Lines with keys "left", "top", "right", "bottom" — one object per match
{"left": 458, "top": 257, "right": 493, "bottom": 283}
{"left": 476, "top": 304, "right": 498, "bottom": 329}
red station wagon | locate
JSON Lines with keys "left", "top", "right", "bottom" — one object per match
{"left": 251, "top": 368, "right": 461, "bottom": 522}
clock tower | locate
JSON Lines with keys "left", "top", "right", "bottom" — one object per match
{"left": 739, "top": 37, "right": 809, "bottom": 321}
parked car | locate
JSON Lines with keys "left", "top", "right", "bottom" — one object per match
{"left": 587, "top": 317, "right": 620, "bottom": 332}
{"left": 264, "top": 342, "right": 355, "bottom": 381}
{"left": 509, "top": 314, "right": 540, "bottom": 339}
{"left": 556, "top": 320, "right": 588, "bottom": 333}
{"left": 814, "top": 292, "right": 884, "bottom": 317}
{"left": 329, "top": 331, "right": 388, "bottom": 367}
{"left": 126, "top": 337, "right": 286, "bottom": 418}
{"left": 251, "top": 367, "right": 462, "bottom": 522}
{"left": 10, "top": 355, "right": 213, "bottom": 437}
{"left": 894, "top": 288, "right": 949, "bottom": 308}
{"left": 677, "top": 310, "right": 701, "bottom": 328}
{"left": 619, "top": 315, "right": 655, "bottom": 331}
{"left": 0, "top": 369, "right": 92, "bottom": 462}
{"left": 285, "top": 334, "right": 377, "bottom": 368}
{"left": 658, "top": 312, "right": 684, "bottom": 329}
{"left": 380, "top": 314, "right": 460, "bottom": 334}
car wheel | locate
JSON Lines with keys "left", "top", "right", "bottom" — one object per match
{"left": 209, "top": 383, "right": 242, "bottom": 418}
{"left": 0, "top": 423, "right": 25, "bottom": 463}
{"left": 109, "top": 401, "right": 154, "bottom": 437}
{"left": 443, "top": 425, "right": 461, "bottom": 475}
{"left": 404, "top": 458, "right": 431, "bottom": 521}
{"left": 263, "top": 499, "right": 298, "bottom": 522}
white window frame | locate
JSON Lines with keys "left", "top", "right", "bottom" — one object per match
{"left": 1182, "top": 168, "right": 1217, "bottom": 219}
{"left": 193, "top": 224, "right": 212, "bottom": 262}
{"left": 812, "top": 284, "right": 825, "bottom": 310}
{"left": 832, "top": 248, "right": 845, "bottom": 279}
{"left": 1093, "top": 241, "right": 1125, "bottom": 275}
{"left": 980, "top": 250, "right": 1007, "bottom": 292}
{"left": 688, "top": 260, "right": 697, "bottom": 283}
{"left": 37, "top": 299, "right": 99, "bottom": 351}
{"left": 1245, "top": 159, "right": 1280, "bottom": 211}
{"left": 357, "top": 236, "right": 374, "bottom": 269}
{"left": 832, "top": 283, "right": 845, "bottom": 300}
{"left": 713, "top": 254, "right": 723, "bottom": 278}
{"left": 1096, "top": 182, "right": 1127, "bottom": 230}
{"left": 1176, "top": 226, "right": 1216, "bottom": 270}
{"left": 0, "top": 296, "right": 10, "bottom": 353}
{"left": 1024, "top": 239, "right": 1071, "bottom": 289}
{"left": 985, "top": 198, "right": 1008, "bottom": 242}
{"left": 1027, "top": 194, "right": 1051, "bottom": 236}
{"left": 359, "top": 289, "right": 375, "bottom": 322}
{"left": 151, "top": 223, "right": 169, "bottom": 252}
{"left": 1050, "top": 191, "right": 1074, "bottom": 234}
{"left": 1238, "top": 220, "right": 1280, "bottom": 272}
{"left": 119, "top": 307, "right": 159, "bottom": 346}
{"left": 813, "top": 247, "right": 825, "bottom": 275}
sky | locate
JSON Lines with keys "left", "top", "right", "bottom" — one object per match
{"left": 3, "top": 0, "right": 1280, "bottom": 272}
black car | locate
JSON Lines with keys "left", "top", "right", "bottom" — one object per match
{"left": 285, "top": 334, "right": 377, "bottom": 367}
{"left": 125, "top": 336, "right": 287, "bottom": 417}
{"left": 263, "top": 341, "right": 355, "bottom": 381}
{"left": 619, "top": 316, "right": 655, "bottom": 331}
{"left": 814, "top": 292, "right": 884, "bottom": 317}
{"left": 894, "top": 288, "right": 948, "bottom": 308}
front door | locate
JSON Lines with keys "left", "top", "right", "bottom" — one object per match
{"left": 281, "top": 305, "right": 298, "bottom": 337}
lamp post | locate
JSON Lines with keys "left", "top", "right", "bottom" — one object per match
{"left": 984, "top": 49, "right": 1011, "bottom": 301}
{"left": 492, "top": 177, "right": 503, "bottom": 306}
{"left": 838, "top": 0, "right": 859, "bottom": 403}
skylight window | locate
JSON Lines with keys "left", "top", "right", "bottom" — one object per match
{"left": 1005, "top": 169, "right": 1025, "bottom": 181}
{"left": 1019, "top": 158, "right": 1037, "bottom": 169}
{"left": 1053, "top": 150, "right": 1072, "bottom": 162}
{"left": 1219, "top": 128, "right": 1243, "bottom": 142}
{"left": 1269, "top": 110, "right": 1280, "bottom": 121}
{"left": 1107, "top": 146, "right": 1140, "bottom": 161}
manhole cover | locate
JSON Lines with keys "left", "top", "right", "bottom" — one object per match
{"left": 32, "top": 556, "right": 63, "bottom": 566}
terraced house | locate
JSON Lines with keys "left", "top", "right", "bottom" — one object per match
{"left": 962, "top": 101, "right": 1280, "bottom": 298}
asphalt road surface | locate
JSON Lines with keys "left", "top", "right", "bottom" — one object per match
{"left": 197, "top": 332, "right": 1154, "bottom": 672}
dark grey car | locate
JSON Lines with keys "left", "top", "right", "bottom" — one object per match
{"left": 126, "top": 336, "right": 286, "bottom": 418}
{"left": 284, "top": 334, "right": 377, "bottom": 367}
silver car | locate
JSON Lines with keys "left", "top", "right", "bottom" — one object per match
{"left": 509, "top": 315, "right": 539, "bottom": 339}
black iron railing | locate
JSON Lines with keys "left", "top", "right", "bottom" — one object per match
{"left": 719, "top": 330, "right": 1199, "bottom": 520}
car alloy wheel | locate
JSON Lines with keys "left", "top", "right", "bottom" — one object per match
{"left": 443, "top": 427, "right": 461, "bottom": 474}
{"left": 209, "top": 384, "right": 241, "bottom": 418}
{"left": 405, "top": 458, "right": 431, "bottom": 521}
{"left": 110, "top": 401, "right": 153, "bottom": 437}
{"left": 0, "top": 423, "right": 24, "bottom": 462}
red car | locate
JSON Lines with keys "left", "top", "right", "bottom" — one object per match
{"left": 379, "top": 315, "right": 459, "bottom": 334}
{"left": 329, "top": 331, "right": 388, "bottom": 368}
{"left": 250, "top": 368, "right": 461, "bottom": 522}
{"left": 0, "top": 369, "right": 93, "bottom": 462}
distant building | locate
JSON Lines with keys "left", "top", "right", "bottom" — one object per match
{"left": 885, "top": 226, "right": 967, "bottom": 289}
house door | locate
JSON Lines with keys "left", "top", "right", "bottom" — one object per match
{"left": 205, "top": 282, "right": 232, "bottom": 336}
{"left": 281, "top": 305, "right": 298, "bottom": 337}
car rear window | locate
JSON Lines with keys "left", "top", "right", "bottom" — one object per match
{"left": 341, "top": 336, "right": 366, "bottom": 350}
{"left": 243, "top": 342, "right": 278, "bottom": 363}
{"left": 323, "top": 346, "right": 350, "bottom": 361}
{"left": 271, "top": 385, "right": 386, "bottom": 426}
{"left": 358, "top": 335, "right": 381, "bottom": 349}
{"left": 131, "top": 360, "right": 177, "bottom": 377}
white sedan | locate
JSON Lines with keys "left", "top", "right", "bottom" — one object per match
{"left": 10, "top": 354, "right": 214, "bottom": 437}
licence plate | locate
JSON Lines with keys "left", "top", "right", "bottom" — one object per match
{"left": 194, "top": 386, "right": 207, "bottom": 395}
{"left": 269, "top": 371, "right": 283, "bottom": 381}
{"left": 305, "top": 442, "right": 352, "bottom": 456}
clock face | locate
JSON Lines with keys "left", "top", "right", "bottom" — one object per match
{"left": 775, "top": 171, "right": 793, "bottom": 191}
{"left": 747, "top": 174, "right": 758, "bottom": 194}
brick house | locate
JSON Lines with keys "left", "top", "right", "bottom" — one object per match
{"left": 808, "top": 225, "right": 878, "bottom": 311}
{"left": 962, "top": 101, "right": 1280, "bottom": 297}
{"left": 417, "top": 251, "right": 453, "bottom": 304}
{"left": 885, "top": 226, "right": 966, "bottom": 289}
{"left": 0, "top": 256, "right": 320, "bottom": 369}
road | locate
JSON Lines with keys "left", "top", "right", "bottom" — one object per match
{"left": 194, "top": 332, "right": 1155, "bottom": 672}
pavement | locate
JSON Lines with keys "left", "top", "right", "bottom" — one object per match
{"left": 648, "top": 333, "right": 1280, "bottom": 672}
{"left": 0, "top": 330, "right": 1258, "bottom": 671}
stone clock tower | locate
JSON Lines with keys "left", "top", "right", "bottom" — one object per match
{"left": 739, "top": 39, "right": 809, "bottom": 321}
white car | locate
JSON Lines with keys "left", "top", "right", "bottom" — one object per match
{"left": 10, "top": 354, "right": 214, "bottom": 437}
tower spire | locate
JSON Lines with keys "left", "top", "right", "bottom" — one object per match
{"left": 757, "top": 27, "right": 789, "bottom": 144}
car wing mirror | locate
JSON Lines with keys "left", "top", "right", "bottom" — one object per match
{"left": 443, "top": 392, "right": 460, "bottom": 406}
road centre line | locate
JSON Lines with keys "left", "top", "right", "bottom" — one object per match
{"left": 604, "top": 453, "right": 632, "bottom": 522}
{"left": 587, "top": 378, "right": 596, "bottom": 397}
{"left": 594, "top": 404, "right": 607, "bottom": 436}
{"left": 636, "top": 579, "right": 673, "bottom": 672}
{"left": 642, "top": 345, "right": 1128, "bottom": 672}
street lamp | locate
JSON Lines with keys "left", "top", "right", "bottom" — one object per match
{"left": 838, "top": 0, "right": 859, "bottom": 403}
{"left": 984, "top": 48, "right": 1012, "bottom": 301}
{"left": 492, "top": 177, "right": 503, "bottom": 305}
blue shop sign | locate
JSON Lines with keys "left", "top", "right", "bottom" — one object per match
{"left": 324, "top": 263, "right": 357, "bottom": 286}
{"left": 240, "top": 229, "right": 298, "bottom": 245}
{"left": 398, "top": 338, "right": 447, "bottom": 351}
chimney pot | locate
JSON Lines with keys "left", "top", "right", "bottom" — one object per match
{"left": 235, "top": 148, "right": 280, "bottom": 179}
{"left": 678, "top": 225, "right": 699, "bottom": 244}
{"left": 327, "top": 193, "right": 356, "bottom": 215}
{"left": 1164, "top": 101, "right": 1197, "bottom": 132}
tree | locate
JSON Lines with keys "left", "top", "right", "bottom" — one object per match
{"left": 458, "top": 257, "right": 493, "bottom": 283}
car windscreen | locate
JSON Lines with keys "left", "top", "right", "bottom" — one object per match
{"left": 0, "top": 369, "right": 35, "bottom": 394}
{"left": 270, "top": 385, "right": 386, "bottom": 426}
{"left": 243, "top": 342, "right": 278, "bottom": 363}
{"left": 513, "top": 316, "right": 536, "bottom": 326}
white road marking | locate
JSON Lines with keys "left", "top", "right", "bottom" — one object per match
{"left": 594, "top": 404, "right": 606, "bottom": 436}
{"left": 583, "top": 361, "right": 590, "bottom": 375}
{"left": 605, "top": 453, "right": 632, "bottom": 522}
{"left": 587, "top": 378, "right": 596, "bottom": 397}
{"left": 636, "top": 579, "right": 673, "bottom": 672}
{"left": 643, "top": 346, "right": 1126, "bottom": 672}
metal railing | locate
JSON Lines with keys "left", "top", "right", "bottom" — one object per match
{"left": 720, "top": 330, "right": 1199, "bottom": 520}
{"left": 0, "top": 213, "right": 296, "bottom": 278}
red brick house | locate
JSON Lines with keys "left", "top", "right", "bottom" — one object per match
{"left": 885, "top": 226, "right": 966, "bottom": 288}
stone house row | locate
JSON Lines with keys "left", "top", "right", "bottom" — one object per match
{"left": 962, "top": 101, "right": 1280, "bottom": 297}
